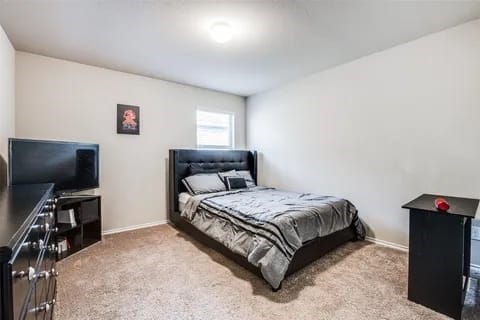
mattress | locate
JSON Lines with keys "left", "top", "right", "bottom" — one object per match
{"left": 178, "top": 192, "right": 192, "bottom": 212}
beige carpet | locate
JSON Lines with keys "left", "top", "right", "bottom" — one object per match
{"left": 54, "top": 224, "right": 479, "bottom": 320}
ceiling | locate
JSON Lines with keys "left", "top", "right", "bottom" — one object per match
{"left": 1, "top": 1, "right": 479, "bottom": 97}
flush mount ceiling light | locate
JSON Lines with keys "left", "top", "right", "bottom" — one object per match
{"left": 209, "top": 22, "right": 233, "bottom": 43}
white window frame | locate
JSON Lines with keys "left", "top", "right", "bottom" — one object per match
{"left": 196, "top": 108, "right": 235, "bottom": 150}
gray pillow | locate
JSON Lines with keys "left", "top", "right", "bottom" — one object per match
{"left": 217, "top": 170, "right": 237, "bottom": 183}
{"left": 182, "top": 173, "right": 226, "bottom": 195}
{"left": 236, "top": 170, "right": 256, "bottom": 188}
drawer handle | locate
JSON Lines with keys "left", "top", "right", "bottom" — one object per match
{"left": 38, "top": 211, "right": 54, "bottom": 219}
{"left": 21, "top": 241, "right": 32, "bottom": 249}
{"left": 36, "top": 268, "right": 59, "bottom": 280}
{"left": 30, "top": 239, "right": 45, "bottom": 250}
{"left": 30, "top": 299, "right": 56, "bottom": 313}
{"left": 42, "top": 203, "right": 56, "bottom": 212}
{"left": 48, "top": 244, "right": 58, "bottom": 253}
{"left": 32, "top": 223, "right": 49, "bottom": 231}
{"left": 23, "top": 239, "right": 47, "bottom": 250}
{"left": 37, "top": 240, "right": 47, "bottom": 250}
{"left": 32, "top": 223, "right": 57, "bottom": 232}
{"left": 12, "top": 266, "right": 36, "bottom": 281}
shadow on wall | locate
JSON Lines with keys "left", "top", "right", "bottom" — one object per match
{"left": 363, "top": 222, "right": 374, "bottom": 239}
{"left": 256, "top": 151, "right": 375, "bottom": 239}
{"left": 0, "top": 155, "right": 7, "bottom": 187}
{"left": 257, "top": 152, "right": 263, "bottom": 185}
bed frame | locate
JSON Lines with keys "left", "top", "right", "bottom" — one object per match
{"left": 168, "top": 149, "right": 356, "bottom": 289}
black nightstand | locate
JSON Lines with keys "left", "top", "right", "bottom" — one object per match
{"left": 402, "top": 194, "right": 479, "bottom": 320}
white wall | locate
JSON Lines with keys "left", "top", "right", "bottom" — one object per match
{"left": 247, "top": 19, "right": 480, "bottom": 247}
{"left": 0, "top": 24, "right": 15, "bottom": 186}
{"left": 16, "top": 52, "right": 246, "bottom": 232}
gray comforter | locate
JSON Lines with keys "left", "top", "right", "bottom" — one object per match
{"left": 181, "top": 187, "right": 365, "bottom": 289}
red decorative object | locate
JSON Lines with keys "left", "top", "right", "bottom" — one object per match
{"left": 434, "top": 198, "right": 450, "bottom": 211}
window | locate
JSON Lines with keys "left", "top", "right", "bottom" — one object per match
{"left": 196, "top": 110, "right": 234, "bottom": 149}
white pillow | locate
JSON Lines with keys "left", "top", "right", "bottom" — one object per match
{"left": 182, "top": 173, "right": 226, "bottom": 195}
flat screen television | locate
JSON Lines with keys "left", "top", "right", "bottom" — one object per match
{"left": 9, "top": 138, "right": 99, "bottom": 193}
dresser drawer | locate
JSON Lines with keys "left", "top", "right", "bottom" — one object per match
{"left": 34, "top": 233, "right": 58, "bottom": 320}
{"left": 46, "top": 279, "right": 57, "bottom": 320}
{"left": 44, "top": 234, "right": 57, "bottom": 277}
{"left": 10, "top": 235, "right": 35, "bottom": 320}
{"left": 38, "top": 278, "right": 57, "bottom": 320}
{"left": 25, "top": 280, "right": 56, "bottom": 320}
{"left": 22, "top": 290, "right": 37, "bottom": 320}
{"left": 35, "top": 275, "right": 48, "bottom": 320}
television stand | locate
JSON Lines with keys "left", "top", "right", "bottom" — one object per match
{"left": 54, "top": 195, "right": 102, "bottom": 260}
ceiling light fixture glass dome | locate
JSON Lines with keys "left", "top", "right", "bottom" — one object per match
{"left": 209, "top": 22, "right": 233, "bottom": 43}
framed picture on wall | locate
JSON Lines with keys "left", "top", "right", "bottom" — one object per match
{"left": 117, "top": 104, "right": 140, "bottom": 135}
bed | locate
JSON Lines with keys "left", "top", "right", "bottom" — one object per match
{"left": 168, "top": 149, "right": 365, "bottom": 290}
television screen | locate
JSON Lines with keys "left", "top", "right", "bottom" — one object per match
{"left": 9, "top": 138, "right": 99, "bottom": 192}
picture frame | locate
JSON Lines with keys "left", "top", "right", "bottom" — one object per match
{"left": 117, "top": 104, "right": 140, "bottom": 135}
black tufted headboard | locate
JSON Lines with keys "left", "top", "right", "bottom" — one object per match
{"left": 168, "top": 149, "right": 257, "bottom": 224}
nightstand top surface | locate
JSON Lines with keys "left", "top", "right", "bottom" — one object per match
{"left": 402, "top": 194, "right": 479, "bottom": 218}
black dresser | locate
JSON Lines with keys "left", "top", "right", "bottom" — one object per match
{"left": 0, "top": 183, "right": 57, "bottom": 320}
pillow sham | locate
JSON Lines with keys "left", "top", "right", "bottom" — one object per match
{"left": 217, "top": 170, "right": 237, "bottom": 183}
{"left": 236, "top": 170, "right": 256, "bottom": 188}
{"left": 225, "top": 177, "right": 247, "bottom": 190}
{"left": 182, "top": 173, "right": 226, "bottom": 195}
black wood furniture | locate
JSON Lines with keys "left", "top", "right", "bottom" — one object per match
{"left": 402, "top": 194, "right": 480, "bottom": 320}
{"left": 168, "top": 149, "right": 357, "bottom": 289}
{"left": 54, "top": 195, "right": 102, "bottom": 261}
{"left": 0, "top": 183, "right": 57, "bottom": 320}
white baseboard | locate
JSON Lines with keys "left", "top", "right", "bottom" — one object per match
{"left": 365, "top": 236, "right": 409, "bottom": 252}
{"left": 102, "top": 224, "right": 480, "bottom": 269}
{"left": 365, "top": 236, "right": 480, "bottom": 270}
{"left": 102, "top": 220, "right": 168, "bottom": 236}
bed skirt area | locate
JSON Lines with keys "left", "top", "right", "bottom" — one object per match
{"left": 169, "top": 214, "right": 357, "bottom": 289}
